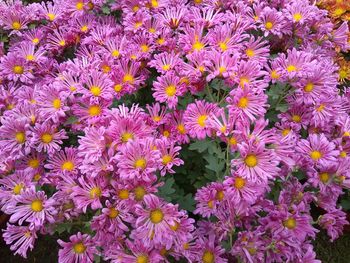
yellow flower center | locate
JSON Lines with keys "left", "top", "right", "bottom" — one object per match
{"left": 319, "top": 172, "right": 330, "bottom": 183}
{"left": 282, "top": 128, "right": 291, "bottom": 137}
{"left": 219, "top": 66, "right": 226, "bottom": 75}
{"left": 136, "top": 255, "right": 149, "bottom": 263}
{"left": 293, "top": 13, "right": 302, "bottom": 22}
{"left": 207, "top": 200, "right": 214, "bottom": 208}
{"left": 304, "top": 83, "right": 314, "bottom": 92}
{"left": 310, "top": 150, "right": 322, "bottom": 161}
{"left": 73, "top": 242, "right": 86, "bottom": 254}
{"left": 13, "top": 183, "right": 24, "bottom": 195}
{"left": 76, "top": 2, "right": 84, "bottom": 10}
{"left": 121, "top": 132, "right": 133, "bottom": 143}
{"left": 24, "top": 231, "right": 31, "bottom": 238}
{"left": 219, "top": 42, "right": 228, "bottom": 51}
{"left": 287, "top": 65, "right": 297, "bottom": 72}
{"left": 283, "top": 217, "right": 297, "bottom": 229}
{"left": 340, "top": 151, "right": 347, "bottom": 158}
{"left": 197, "top": 115, "right": 207, "bottom": 127}
{"left": 59, "top": 40, "right": 66, "bottom": 46}
{"left": 163, "top": 130, "right": 170, "bottom": 137}
{"left": 240, "top": 77, "right": 250, "bottom": 87}
{"left": 47, "top": 13, "right": 55, "bottom": 21}
{"left": 26, "top": 54, "right": 35, "bottom": 61}
{"left": 41, "top": 133, "right": 53, "bottom": 143}
{"left": 31, "top": 200, "right": 43, "bottom": 212}
{"left": 162, "top": 154, "right": 172, "bottom": 165}
{"left": 102, "top": 65, "right": 111, "bottom": 73}
{"left": 89, "top": 187, "right": 102, "bottom": 198}
{"left": 141, "top": 44, "right": 149, "bottom": 52}
{"left": 169, "top": 221, "right": 180, "bottom": 231}
{"left": 118, "top": 189, "right": 129, "bottom": 200}
{"left": 238, "top": 97, "right": 249, "bottom": 108}
{"left": 61, "top": 161, "right": 75, "bottom": 171}
{"left": 114, "top": 84, "right": 122, "bottom": 93}
{"left": 32, "top": 38, "right": 39, "bottom": 44}
{"left": 13, "top": 65, "right": 24, "bottom": 74}
{"left": 28, "top": 158, "right": 40, "bottom": 168}
{"left": 244, "top": 154, "right": 258, "bottom": 167}
{"left": 162, "top": 64, "right": 171, "bottom": 71}
{"left": 157, "top": 37, "right": 165, "bottom": 45}
{"left": 134, "top": 21, "right": 143, "bottom": 28}
{"left": 88, "top": 105, "right": 101, "bottom": 116}
{"left": 339, "top": 70, "right": 347, "bottom": 80}
{"left": 215, "top": 190, "right": 224, "bottom": 201}
{"left": 112, "top": 49, "right": 120, "bottom": 57}
{"left": 165, "top": 85, "right": 176, "bottom": 97}
{"left": 270, "top": 70, "right": 280, "bottom": 79}
{"left": 134, "top": 186, "right": 146, "bottom": 201}
{"left": 15, "top": 131, "right": 26, "bottom": 143}
{"left": 265, "top": 21, "right": 273, "bottom": 30}
{"left": 134, "top": 158, "right": 146, "bottom": 169}
{"left": 343, "top": 131, "right": 350, "bottom": 137}
{"left": 177, "top": 124, "right": 186, "bottom": 134}
{"left": 246, "top": 49, "right": 255, "bottom": 58}
{"left": 234, "top": 177, "right": 246, "bottom": 189}
{"left": 90, "top": 86, "right": 101, "bottom": 96}
{"left": 150, "top": 209, "right": 164, "bottom": 224}
{"left": 334, "top": 8, "right": 345, "bottom": 16}
{"left": 123, "top": 74, "right": 134, "bottom": 84}
{"left": 316, "top": 104, "right": 325, "bottom": 112}
{"left": 109, "top": 207, "right": 119, "bottom": 218}
{"left": 12, "top": 21, "right": 21, "bottom": 30}
{"left": 226, "top": 136, "right": 237, "bottom": 147}
{"left": 34, "top": 173, "right": 41, "bottom": 181}
{"left": 202, "top": 250, "right": 215, "bottom": 263}
{"left": 292, "top": 114, "right": 301, "bottom": 123}
{"left": 52, "top": 98, "right": 61, "bottom": 109}
{"left": 192, "top": 40, "right": 204, "bottom": 51}
{"left": 81, "top": 25, "right": 88, "bottom": 32}
{"left": 183, "top": 242, "right": 190, "bottom": 250}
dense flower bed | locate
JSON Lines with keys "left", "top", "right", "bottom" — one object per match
{"left": 0, "top": 0, "right": 349, "bottom": 262}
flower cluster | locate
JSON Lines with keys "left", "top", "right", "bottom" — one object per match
{"left": 0, "top": 0, "right": 349, "bottom": 262}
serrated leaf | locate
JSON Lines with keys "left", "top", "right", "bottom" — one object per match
{"left": 158, "top": 178, "right": 176, "bottom": 202}
{"left": 176, "top": 193, "right": 196, "bottom": 212}
{"left": 188, "top": 140, "right": 211, "bottom": 153}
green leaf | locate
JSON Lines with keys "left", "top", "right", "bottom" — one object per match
{"left": 176, "top": 193, "right": 196, "bottom": 212}
{"left": 188, "top": 140, "right": 211, "bottom": 153}
{"left": 158, "top": 177, "right": 176, "bottom": 202}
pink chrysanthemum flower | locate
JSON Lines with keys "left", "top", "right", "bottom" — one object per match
{"left": 152, "top": 72, "right": 185, "bottom": 109}
{"left": 2, "top": 224, "right": 38, "bottom": 258}
{"left": 91, "top": 200, "right": 134, "bottom": 236}
{"left": 58, "top": 232, "right": 98, "bottom": 263}
{"left": 243, "top": 36, "right": 270, "bottom": 63}
{"left": 149, "top": 51, "right": 182, "bottom": 74}
{"left": 31, "top": 122, "right": 67, "bottom": 155}
{"left": 108, "top": 117, "right": 152, "bottom": 146}
{"left": 194, "top": 183, "right": 225, "bottom": 218}
{"left": 184, "top": 100, "right": 219, "bottom": 140}
{"left": 45, "top": 147, "right": 81, "bottom": 175}
{"left": 156, "top": 140, "right": 184, "bottom": 176}
{"left": 0, "top": 53, "right": 33, "bottom": 83}
{"left": 106, "top": 239, "right": 163, "bottom": 263}
{"left": 261, "top": 204, "right": 318, "bottom": 242}
{"left": 206, "top": 51, "right": 238, "bottom": 81}
{"left": 319, "top": 209, "right": 349, "bottom": 242}
{"left": 146, "top": 103, "right": 169, "bottom": 126}
{"left": 79, "top": 70, "right": 113, "bottom": 103}
{"left": 78, "top": 126, "right": 107, "bottom": 163}
{"left": 6, "top": 189, "right": 56, "bottom": 229}
{"left": 258, "top": 7, "right": 288, "bottom": 37}
{"left": 157, "top": 6, "right": 187, "bottom": 30}
{"left": 231, "top": 140, "right": 280, "bottom": 183}
{"left": 0, "top": 171, "right": 33, "bottom": 212}
{"left": 170, "top": 110, "right": 190, "bottom": 144}
{"left": 297, "top": 134, "right": 339, "bottom": 166}
{"left": 195, "top": 235, "right": 228, "bottom": 263}
{"left": 71, "top": 176, "right": 109, "bottom": 213}
{"left": 114, "top": 139, "right": 160, "bottom": 182}
{"left": 0, "top": 117, "right": 31, "bottom": 160}
{"left": 223, "top": 174, "right": 262, "bottom": 204}
{"left": 227, "top": 87, "right": 268, "bottom": 122}
{"left": 133, "top": 194, "right": 181, "bottom": 249}
{"left": 36, "top": 84, "right": 69, "bottom": 122}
